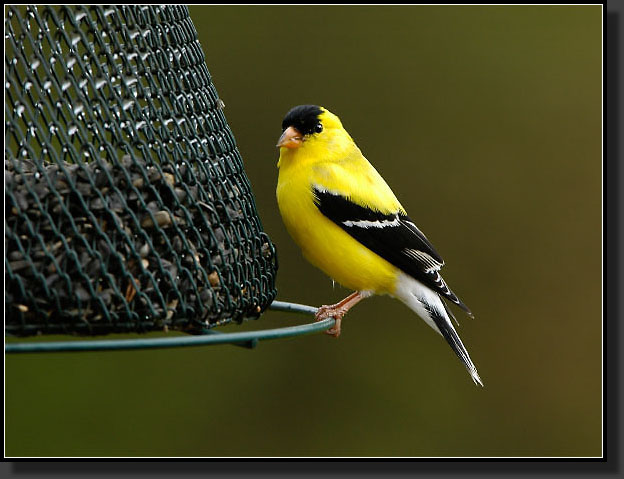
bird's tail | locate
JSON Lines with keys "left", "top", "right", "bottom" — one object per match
{"left": 394, "top": 272, "right": 483, "bottom": 386}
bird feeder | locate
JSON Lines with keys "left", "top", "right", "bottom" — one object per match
{"left": 5, "top": 5, "right": 283, "bottom": 340}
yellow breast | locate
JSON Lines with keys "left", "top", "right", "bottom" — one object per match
{"left": 276, "top": 152, "right": 398, "bottom": 294}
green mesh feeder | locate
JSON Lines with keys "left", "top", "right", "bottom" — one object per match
{"left": 5, "top": 5, "right": 332, "bottom": 351}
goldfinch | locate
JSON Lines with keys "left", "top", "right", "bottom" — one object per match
{"left": 276, "top": 105, "right": 482, "bottom": 386}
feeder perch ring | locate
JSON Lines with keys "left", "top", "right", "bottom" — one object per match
{"left": 4, "top": 301, "right": 335, "bottom": 353}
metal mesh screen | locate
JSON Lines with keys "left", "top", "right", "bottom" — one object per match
{"left": 5, "top": 5, "right": 278, "bottom": 336}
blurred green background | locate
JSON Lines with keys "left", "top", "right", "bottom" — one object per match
{"left": 5, "top": 5, "right": 602, "bottom": 457}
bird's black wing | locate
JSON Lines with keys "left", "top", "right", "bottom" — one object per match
{"left": 312, "top": 187, "right": 472, "bottom": 315}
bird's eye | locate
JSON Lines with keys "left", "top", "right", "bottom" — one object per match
{"left": 314, "top": 123, "right": 323, "bottom": 133}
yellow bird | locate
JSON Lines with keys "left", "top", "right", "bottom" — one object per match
{"left": 276, "top": 105, "right": 482, "bottom": 386}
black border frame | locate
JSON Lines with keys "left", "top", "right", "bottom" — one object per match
{"left": 3, "top": 2, "right": 618, "bottom": 476}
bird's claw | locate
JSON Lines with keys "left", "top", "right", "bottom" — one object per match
{"left": 315, "top": 305, "right": 345, "bottom": 338}
{"left": 324, "top": 317, "right": 342, "bottom": 338}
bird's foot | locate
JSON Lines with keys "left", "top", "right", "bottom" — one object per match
{"left": 314, "top": 304, "right": 351, "bottom": 338}
{"left": 314, "top": 291, "right": 369, "bottom": 339}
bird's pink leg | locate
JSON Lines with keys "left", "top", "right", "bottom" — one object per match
{"left": 314, "top": 291, "right": 370, "bottom": 338}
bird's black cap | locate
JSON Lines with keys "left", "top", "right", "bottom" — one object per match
{"left": 281, "top": 105, "right": 323, "bottom": 136}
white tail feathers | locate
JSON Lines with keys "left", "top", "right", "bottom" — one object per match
{"left": 394, "top": 272, "right": 483, "bottom": 386}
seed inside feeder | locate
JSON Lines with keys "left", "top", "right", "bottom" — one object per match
{"left": 5, "top": 154, "right": 277, "bottom": 336}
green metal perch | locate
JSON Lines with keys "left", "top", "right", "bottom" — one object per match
{"left": 4, "top": 301, "right": 334, "bottom": 353}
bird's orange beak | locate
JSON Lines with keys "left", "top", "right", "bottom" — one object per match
{"left": 276, "top": 126, "right": 303, "bottom": 149}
